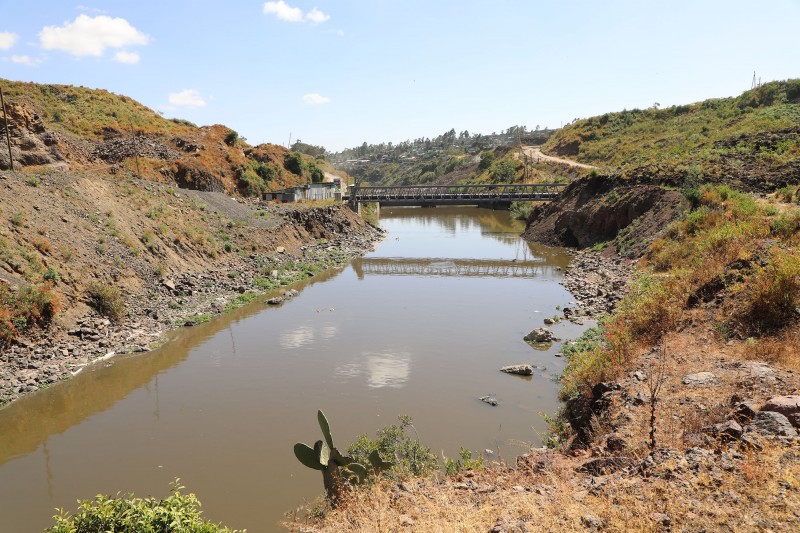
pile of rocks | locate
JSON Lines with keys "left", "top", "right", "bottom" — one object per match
{"left": 92, "top": 135, "right": 180, "bottom": 164}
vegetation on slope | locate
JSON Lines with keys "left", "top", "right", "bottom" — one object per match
{"left": 544, "top": 79, "right": 800, "bottom": 190}
{"left": 0, "top": 78, "right": 347, "bottom": 195}
{"left": 560, "top": 183, "right": 800, "bottom": 413}
{"left": 332, "top": 126, "right": 566, "bottom": 186}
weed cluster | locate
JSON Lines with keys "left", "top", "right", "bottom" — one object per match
{"left": 0, "top": 283, "right": 61, "bottom": 348}
{"left": 86, "top": 283, "right": 127, "bottom": 323}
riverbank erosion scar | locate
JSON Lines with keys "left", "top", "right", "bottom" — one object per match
{"left": 521, "top": 174, "right": 685, "bottom": 316}
{"left": 522, "top": 174, "right": 684, "bottom": 256}
{"left": 0, "top": 191, "right": 383, "bottom": 408}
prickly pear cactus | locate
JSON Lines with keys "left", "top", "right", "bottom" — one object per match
{"left": 293, "top": 410, "right": 370, "bottom": 504}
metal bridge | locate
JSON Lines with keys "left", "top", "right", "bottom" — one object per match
{"left": 346, "top": 183, "right": 566, "bottom": 207}
{"left": 351, "top": 257, "right": 558, "bottom": 279}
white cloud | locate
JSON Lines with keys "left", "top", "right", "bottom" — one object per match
{"left": 114, "top": 50, "right": 140, "bottom": 64}
{"left": 263, "top": 2, "right": 330, "bottom": 24}
{"left": 168, "top": 89, "right": 207, "bottom": 108}
{"left": 39, "top": 14, "right": 149, "bottom": 57}
{"left": 306, "top": 8, "right": 330, "bottom": 24}
{"left": 303, "top": 92, "right": 331, "bottom": 105}
{"left": 11, "top": 55, "right": 40, "bottom": 66}
{"left": 263, "top": 1, "right": 304, "bottom": 22}
{"left": 0, "top": 32, "right": 19, "bottom": 50}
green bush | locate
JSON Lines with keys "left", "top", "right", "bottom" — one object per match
{"left": 249, "top": 160, "right": 277, "bottom": 183}
{"left": 46, "top": 480, "right": 239, "bottom": 532}
{"left": 490, "top": 160, "right": 517, "bottom": 182}
{"left": 223, "top": 130, "right": 239, "bottom": 146}
{"left": 509, "top": 201, "right": 532, "bottom": 220}
{"left": 477, "top": 151, "right": 495, "bottom": 171}
{"left": 308, "top": 162, "right": 325, "bottom": 183}
{"left": 284, "top": 152, "right": 304, "bottom": 175}
{"left": 347, "top": 416, "right": 437, "bottom": 478}
{"left": 236, "top": 168, "right": 266, "bottom": 197}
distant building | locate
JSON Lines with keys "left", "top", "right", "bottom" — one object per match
{"left": 263, "top": 182, "right": 340, "bottom": 203}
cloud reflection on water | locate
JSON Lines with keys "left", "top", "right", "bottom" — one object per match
{"left": 334, "top": 350, "right": 411, "bottom": 389}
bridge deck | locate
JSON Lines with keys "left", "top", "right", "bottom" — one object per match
{"left": 347, "top": 183, "right": 566, "bottom": 206}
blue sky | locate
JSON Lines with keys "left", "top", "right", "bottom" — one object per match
{"left": 1, "top": 1, "right": 799, "bottom": 151}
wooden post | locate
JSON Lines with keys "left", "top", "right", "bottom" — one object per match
{"left": 0, "top": 87, "right": 13, "bottom": 171}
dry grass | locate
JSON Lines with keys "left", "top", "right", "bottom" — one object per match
{"left": 289, "top": 438, "right": 800, "bottom": 532}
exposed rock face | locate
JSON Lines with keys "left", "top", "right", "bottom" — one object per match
{"left": 523, "top": 174, "right": 684, "bottom": 256}
{"left": 0, "top": 101, "right": 65, "bottom": 170}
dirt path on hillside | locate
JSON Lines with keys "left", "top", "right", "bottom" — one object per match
{"left": 522, "top": 145, "right": 597, "bottom": 169}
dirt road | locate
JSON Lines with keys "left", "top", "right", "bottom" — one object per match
{"left": 522, "top": 145, "right": 597, "bottom": 169}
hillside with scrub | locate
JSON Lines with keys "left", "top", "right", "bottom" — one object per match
{"left": 0, "top": 78, "right": 378, "bottom": 409}
{"left": 0, "top": 78, "right": 345, "bottom": 195}
{"left": 544, "top": 79, "right": 800, "bottom": 191}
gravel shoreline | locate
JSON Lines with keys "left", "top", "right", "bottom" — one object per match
{"left": 560, "top": 249, "right": 633, "bottom": 319}
{"left": 1, "top": 215, "right": 384, "bottom": 407}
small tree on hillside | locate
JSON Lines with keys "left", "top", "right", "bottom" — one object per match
{"left": 284, "top": 152, "right": 304, "bottom": 176}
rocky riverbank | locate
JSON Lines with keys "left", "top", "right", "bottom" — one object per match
{"left": 560, "top": 249, "right": 632, "bottom": 318}
{"left": 1, "top": 200, "right": 383, "bottom": 407}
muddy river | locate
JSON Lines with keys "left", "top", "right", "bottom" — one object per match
{"left": 0, "top": 206, "right": 586, "bottom": 531}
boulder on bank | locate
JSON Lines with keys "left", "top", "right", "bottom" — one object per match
{"left": 500, "top": 364, "right": 534, "bottom": 376}
{"left": 761, "top": 395, "right": 800, "bottom": 428}
{"left": 524, "top": 328, "right": 553, "bottom": 343}
{"left": 747, "top": 411, "right": 798, "bottom": 437}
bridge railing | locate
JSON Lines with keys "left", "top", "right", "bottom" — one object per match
{"left": 348, "top": 183, "right": 567, "bottom": 203}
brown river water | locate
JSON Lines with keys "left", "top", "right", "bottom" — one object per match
{"left": 0, "top": 206, "right": 587, "bottom": 531}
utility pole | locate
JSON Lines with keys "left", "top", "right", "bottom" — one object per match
{"left": 0, "top": 87, "right": 13, "bottom": 171}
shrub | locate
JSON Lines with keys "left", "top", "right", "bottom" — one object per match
{"left": 737, "top": 247, "right": 800, "bottom": 331}
{"left": 86, "top": 283, "right": 127, "bottom": 323}
{"left": 284, "top": 152, "right": 304, "bottom": 175}
{"left": 9, "top": 211, "right": 25, "bottom": 227}
{"left": 490, "top": 160, "right": 517, "bottom": 182}
{"left": 477, "top": 151, "right": 495, "bottom": 171}
{"left": 19, "top": 285, "right": 61, "bottom": 325}
{"left": 0, "top": 308, "right": 15, "bottom": 349}
{"left": 43, "top": 267, "right": 60, "bottom": 285}
{"left": 236, "top": 168, "right": 266, "bottom": 197}
{"left": 308, "top": 162, "right": 325, "bottom": 183}
{"left": 347, "top": 415, "right": 437, "bottom": 478}
{"left": 444, "top": 447, "right": 484, "bottom": 476}
{"left": 33, "top": 236, "right": 52, "bottom": 253}
{"left": 46, "top": 480, "right": 239, "bottom": 533}
{"left": 249, "top": 160, "right": 276, "bottom": 183}
{"left": 777, "top": 185, "right": 795, "bottom": 202}
{"left": 223, "top": 129, "right": 239, "bottom": 146}
{"left": 509, "top": 201, "right": 532, "bottom": 220}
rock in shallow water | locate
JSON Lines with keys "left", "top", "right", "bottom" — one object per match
{"left": 480, "top": 395, "right": 499, "bottom": 406}
{"left": 500, "top": 364, "right": 534, "bottom": 376}
{"left": 524, "top": 328, "right": 553, "bottom": 343}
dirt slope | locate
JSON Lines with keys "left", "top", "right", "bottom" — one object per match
{"left": 0, "top": 168, "right": 381, "bottom": 406}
